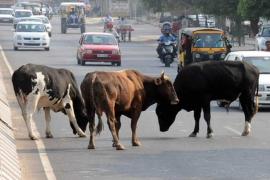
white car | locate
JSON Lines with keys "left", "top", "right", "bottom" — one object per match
{"left": 0, "top": 8, "right": 14, "bottom": 23}
{"left": 255, "top": 24, "right": 270, "bottom": 51}
{"left": 225, "top": 51, "right": 270, "bottom": 108}
{"left": 13, "top": 21, "right": 50, "bottom": 51}
{"left": 13, "top": 9, "right": 33, "bottom": 29}
{"left": 33, "top": 15, "right": 52, "bottom": 37}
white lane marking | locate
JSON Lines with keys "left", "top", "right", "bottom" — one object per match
{"left": 224, "top": 126, "right": 241, "bottom": 136}
{"left": 0, "top": 45, "right": 56, "bottom": 180}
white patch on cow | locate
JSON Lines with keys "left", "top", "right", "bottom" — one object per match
{"left": 29, "top": 71, "right": 67, "bottom": 112}
{"left": 164, "top": 75, "right": 170, "bottom": 80}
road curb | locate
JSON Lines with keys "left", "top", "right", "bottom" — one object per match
{"left": 0, "top": 46, "right": 21, "bottom": 180}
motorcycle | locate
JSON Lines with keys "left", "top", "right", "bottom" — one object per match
{"left": 103, "top": 22, "right": 120, "bottom": 43}
{"left": 158, "top": 40, "right": 176, "bottom": 67}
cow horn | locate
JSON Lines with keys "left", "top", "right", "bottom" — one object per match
{"left": 160, "top": 70, "right": 165, "bottom": 80}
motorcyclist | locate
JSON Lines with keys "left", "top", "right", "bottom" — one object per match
{"left": 103, "top": 14, "right": 113, "bottom": 32}
{"left": 104, "top": 21, "right": 120, "bottom": 42}
{"left": 157, "top": 23, "right": 177, "bottom": 58}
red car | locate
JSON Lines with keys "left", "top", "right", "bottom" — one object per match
{"left": 77, "top": 32, "right": 121, "bottom": 66}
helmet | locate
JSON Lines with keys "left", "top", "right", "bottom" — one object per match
{"left": 162, "top": 22, "right": 172, "bottom": 34}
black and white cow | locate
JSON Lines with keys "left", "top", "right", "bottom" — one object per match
{"left": 156, "top": 61, "right": 259, "bottom": 138}
{"left": 12, "top": 64, "right": 88, "bottom": 140}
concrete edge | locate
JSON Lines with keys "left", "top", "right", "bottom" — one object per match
{"left": 0, "top": 46, "right": 21, "bottom": 180}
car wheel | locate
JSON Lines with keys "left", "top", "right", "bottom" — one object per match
{"left": 81, "top": 60, "right": 85, "bottom": 66}
{"left": 217, "top": 100, "right": 226, "bottom": 107}
{"left": 45, "top": 47, "right": 50, "bottom": 51}
{"left": 80, "top": 24, "right": 85, "bottom": 33}
{"left": 117, "top": 62, "right": 121, "bottom": 66}
{"left": 76, "top": 53, "right": 80, "bottom": 64}
{"left": 14, "top": 46, "right": 18, "bottom": 51}
{"left": 49, "top": 32, "right": 52, "bottom": 37}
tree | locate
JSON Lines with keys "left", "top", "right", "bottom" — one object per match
{"left": 141, "top": 0, "right": 170, "bottom": 13}
{"left": 238, "top": 0, "right": 270, "bottom": 36}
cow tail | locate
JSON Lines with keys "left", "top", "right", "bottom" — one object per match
{"left": 91, "top": 73, "right": 104, "bottom": 135}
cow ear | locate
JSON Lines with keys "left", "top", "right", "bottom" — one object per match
{"left": 154, "top": 78, "right": 162, "bottom": 85}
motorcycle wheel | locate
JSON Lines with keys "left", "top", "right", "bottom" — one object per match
{"left": 164, "top": 55, "right": 173, "bottom": 67}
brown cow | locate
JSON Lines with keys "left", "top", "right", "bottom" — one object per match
{"left": 80, "top": 70, "right": 179, "bottom": 150}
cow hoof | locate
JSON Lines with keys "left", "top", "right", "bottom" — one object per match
{"left": 88, "top": 144, "right": 96, "bottom": 149}
{"left": 46, "top": 133, "right": 54, "bottom": 138}
{"left": 78, "top": 133, "right": 87, "bottom": 138}
{"left": 29, "top": 135, "right": 38, "bottom": 140}
{"left": 132, "top": 141, "right": 141, "bottom": 146}
{"left": 241, "top": 131, "right": 250, "bottom": 136}
{"left": 189, "top": 132, "right": 197, "bottom": 137}
{"left": 206, "top": 133, "right": 213, "bottom": 138}
{"left": 116, "top": 144, "right": 125, "bottom": 150}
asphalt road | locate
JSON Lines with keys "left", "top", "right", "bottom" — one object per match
{"left": 1, "top": 17, "right": 270, "bottom": 180}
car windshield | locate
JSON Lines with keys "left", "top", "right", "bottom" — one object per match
{"left": 0, "top": 9, "right": 13, "bottom": 15}
{"left": 194, "top": 33, "right": 225, "bottom": 48}
{"left": 261, "top": 27, "right": 270, "bottom": 37}
{"left": 15, "top": 11, "right": 32, "bottom": 18}
{"left": 83, "top": 35, "right": 117, "bottom": 45}
{"left": 41, "top": 18, "right": 49, "bottom": 24}
{"left": 244, "top": 57, "right": 270, "bottom": 73}
{"left": 16, "top": 24, "right": 46, "bottom": 32}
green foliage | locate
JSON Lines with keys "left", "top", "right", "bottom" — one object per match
{"left": 195, "top": 0, "right": 240, "bottom": 20}
{"left": 238, "top": 0, "right": 270, "bottom": 19}
{"left": 141, "top": 0, "right": 170, "bottom": 12}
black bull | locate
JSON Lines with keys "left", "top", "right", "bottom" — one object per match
{"left": 156, "top": 61, "right": 259, "bottom": 138}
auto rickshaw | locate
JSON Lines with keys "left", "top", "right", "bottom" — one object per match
{"left": 178, "top": 27, "right": 231, "bottom": 69}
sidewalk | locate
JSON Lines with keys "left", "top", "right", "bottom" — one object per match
{"left": 0, "top": 47, "right": 21, "bottom": 180}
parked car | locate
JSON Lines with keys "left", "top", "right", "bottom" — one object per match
{"left": 13, "top": 21, "right": 50, "bottom": 51}
{"left": 224, "top": 51, "right": 270, "bottom": 109}
{"left": 33, "top": 15, "right": 52, "bottom": 37}
{"left": 77, "top": 32, "right": 121, "bottom": 66}
{"left": 13, "top": 9, "right": 33, "bottom": 29}
{"left": 255, "top": 24, "right": 270, "bottom": 51}
{"left": 0, "top": 8, "right": 14, "bottom": 23}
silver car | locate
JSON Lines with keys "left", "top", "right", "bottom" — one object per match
{"left": 255, "top": 25, "right": 270, "bottom": 51}
{"left": 0, "top": 8, "right": 14, "bottom": 23}
{"left": 225, "top": 51, "right": 270, "bottom": 109}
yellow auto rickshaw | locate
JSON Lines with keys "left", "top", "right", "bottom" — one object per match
{"left": 178, "top": 27, "right": 231, "bottom": 68}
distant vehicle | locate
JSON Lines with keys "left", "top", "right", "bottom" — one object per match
{"left": 33, "top": 15, "right": 52, "bottom": 37}
{"left": 77, "top": 32, "right": 121, "bottom": 66}
{"left": 12, "top": 2, "right": 41, "bottom": 15}
{"left": 223, "top": 51, "right": 270, "bottom": 109}
{"left": 0, "top": 8, "right": 14, "bottom": 23}
{"left": 13, "top": 9, "right": 33, "bottom": 29}
{"left": 0, "top": 0, "right": 15, "bottom": 8}
{"left": 41, "top": 4, "right": 53, "bottom": 19}
{"left": 13, "top": 21, "right": 50, "bottom": 51}
{"left": 59, "top": 2, "right": 86, "bottom": 34}
{"left": 178, "top": 27, "right": 230, "bottom": 69}
{"left": 255, "top": 24, "right": 270, "bottom": 51}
